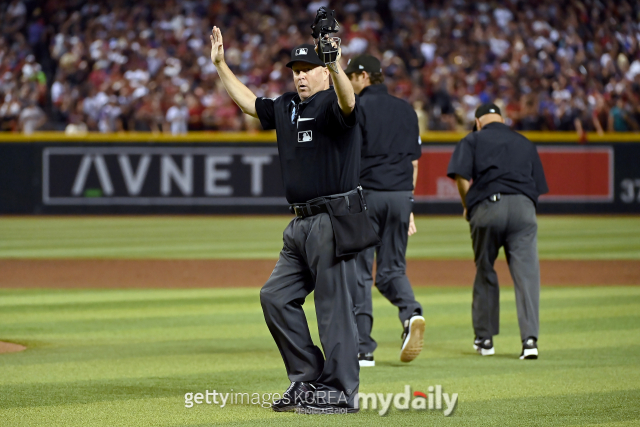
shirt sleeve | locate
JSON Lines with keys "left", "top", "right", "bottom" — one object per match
{"left": 322, "top": 92, "right": 358, "bottom": 131}
{"left": 255, "top": 97, "right": 277, "bottom": 130}
{"left": 447, "top": 134, "right": 474, "bottom": 180}
{"left": 410, "top": 112, "right": 422, "bottom": 160}
{"left": 532, "top": 145, "right": 549, "bottom": 195}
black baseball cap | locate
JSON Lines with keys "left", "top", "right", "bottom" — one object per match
{"left": 344, "top": 54, "right": 382, "bottom": 75}
{"left": 475, "top": 103, "right": 501, "bottom": 119}
{"left": 473, "top": 103, "right": 502, "bottom": 131}
{"left": 286, "top": 44, "right": 326, "bottom": 68}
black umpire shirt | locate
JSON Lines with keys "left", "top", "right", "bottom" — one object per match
{"left": 255, "top": 88, "right": 361, "bottom": 204}
{"left": 358, "top": 84, "right": 422, "bottom": 191}
{"left": 446, "top": 122, "right": 548, "bottom": 211}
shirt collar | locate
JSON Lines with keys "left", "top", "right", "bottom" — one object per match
{"left": 359, "top": 84, "right": 387, "bottom": 96}
{"left": 481, "top": 121, "right": 508, "bottom": 130}
{"left": 293, "top": 87, "right": 331, "bottom": 106}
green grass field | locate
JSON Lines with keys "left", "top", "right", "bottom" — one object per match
{"left": 1, "top": 216, "right": 639, "bottom": 426}
{"left": 1, "top": 216, "right": 640, "bottom": 259}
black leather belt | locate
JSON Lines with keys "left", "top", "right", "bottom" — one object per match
{"left": 290, "top": 188, "right": 361, "bottom": 219}
{"left": 289, "top": 202, "right": 330, "bottom": 219}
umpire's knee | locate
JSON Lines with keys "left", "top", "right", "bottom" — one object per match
{"left": 259, "top": 286, "right": 281, "bottom": 313}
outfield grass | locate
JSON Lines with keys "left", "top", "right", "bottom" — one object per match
{"left": 1, "top": 216, "right": 639, "bottom": 260}
{"left": 0, "top": 286, "right": 639, "bottom": 426}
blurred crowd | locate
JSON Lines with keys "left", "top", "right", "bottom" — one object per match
{"left": 2, "top": 0, "right": 640, "bottom": 134}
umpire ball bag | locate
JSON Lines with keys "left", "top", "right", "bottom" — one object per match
{"left": 324, "top": 188, "right": 381, "bottom": 257}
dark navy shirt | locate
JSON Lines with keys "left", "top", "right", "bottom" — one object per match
{"left": 447, "top": 122, "right": 548, "bottom": 211}
{"left": 255, "top": 88, "right": 361, "bottom": 204}
{"left": 357, "top": 84, "right": 422, "bottom": 191}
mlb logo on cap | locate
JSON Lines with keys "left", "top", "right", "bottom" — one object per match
{"left": 286, "top": 43, "right": 326, "bottom": 68}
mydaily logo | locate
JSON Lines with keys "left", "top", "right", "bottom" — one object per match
{"left": 358, "top": 385, "right": 458, "bottom": 416}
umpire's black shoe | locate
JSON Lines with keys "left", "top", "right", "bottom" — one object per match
{"left": 520, "top": 337, "right": 538, "bottom": 360}
{"left": 400, "top": 312, "right": 425, "bottom": 362}
{"left": 272, "top": 382, "right": 316, "bottom": 412}
{"left": 295, "top": 403, "right": 359, "bottom": 415}
{"left": 473, "top": 336, "right": 495, "bottom": 356}
{"left": 358, "top": 352, "right": 375, "bottom": 367}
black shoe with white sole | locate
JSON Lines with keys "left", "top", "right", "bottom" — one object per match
{"left": 520, "top": 337, "right": 538, "bottom": 359}
{"left": 272, "top": 381, "right": 316, "bottom": 412}
{"left": 473, "top": 336, "right": 495, "bottom": 356}
{"left": 400, "top": 313, "right": 426, "bottom": 362}
{"left": 358, "top": 352, "right": 375, "bottom": 367}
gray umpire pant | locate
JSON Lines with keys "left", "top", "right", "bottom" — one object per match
{"left": 469, "top": 194, "right": 540, "bottom": 342}
{"left": 260, "top": 213, "right": 359, "bottom": 407}
{"left": 354, "top": 190, "right": 422, "bottom": 354}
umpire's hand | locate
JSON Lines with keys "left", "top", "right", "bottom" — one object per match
{"left": 210, "top": 26, "right": 225, "bottom": 65}
{"left": 408, "top": 212, "right": 417, "bottom": 236}
{"left": 314, "top": 35, "right": 342, "bottom": 64}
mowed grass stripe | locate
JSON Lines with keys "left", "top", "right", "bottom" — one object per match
{"left": 1, "top": 392, "right": 639, "bottom": 427}
{"left": 2, "top": 326, "right": 638, "bottom": 377}
{"left": 1, "top": 390, "right": 638, "bottom": 427}
{"left": 1, "top": 216, "right": 639, "bottom": 259}
{"left": 0, "top": 285, "right": 627, "bottom": 318}
{"left": 1, "top": 366, "right": 639, "bottom": 407}
{"left": 3, "top": 301, "right": 637, "bottom": 339}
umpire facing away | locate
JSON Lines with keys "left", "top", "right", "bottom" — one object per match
{"left": 345, "top": 54, "right": 425, "bottom": 367}
{"left": 211, "top": 26, "right": 377, "bottom": 414}
{"left": 447, "top": 104, "right": 548, "bottom": 360}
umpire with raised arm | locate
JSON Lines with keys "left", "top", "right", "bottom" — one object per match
{"left": 211, "top": 12, "right": 378, "bottom": 414}
{"left": 447, "top": 104, "right": 548, "bottom": 360}
{"left": 345, "top": 54, "right": 425, "bottom": 366}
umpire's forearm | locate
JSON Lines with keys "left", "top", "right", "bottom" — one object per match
{"left": 215, "top": 60, "right": 258, "bottom": 118}
{"left": 329, "top": 63, "right": 355, "bottom": 116}
{"left": 455, "top": 175, "right": 470, "bottom": 209}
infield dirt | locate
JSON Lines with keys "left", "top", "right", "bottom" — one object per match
{"left": 0, "top": 259, "right": 638, "bottom": 288}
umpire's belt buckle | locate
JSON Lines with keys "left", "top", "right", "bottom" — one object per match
{"left": 292, "top": 204, "right": 312, "bottom": 218}
{"left": 489, "top": 193, "right": 501, "bottom": 202}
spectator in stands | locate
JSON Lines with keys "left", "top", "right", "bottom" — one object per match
{"left": 609, "top": 97, "right": 638, "bottom": 132}
{"left": 98, "top": 95, "right": 122, "bottom": 133}
{"left": 165, "top": 94, "right": 189, "bottom": 135}
{"left": 18, "top": 98, "right": 45, "bottom": 134}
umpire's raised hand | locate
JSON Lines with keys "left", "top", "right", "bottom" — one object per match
{"left": 208, "top": 26, "right": 257, "bottom": 117}
{"left": 210, "top": 26, "right": 225, "bottom": 65}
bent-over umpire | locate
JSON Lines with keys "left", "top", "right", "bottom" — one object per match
{"left": 345, "top": 54, "right": 425, "bottom": 366}
{"left": 447, "top": 103, "right": 548, "bottom": 360}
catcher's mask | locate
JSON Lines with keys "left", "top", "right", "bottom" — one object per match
{"left": 311, "top": 7, "right": 340, "bottom": 65}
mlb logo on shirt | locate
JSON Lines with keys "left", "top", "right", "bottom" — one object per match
{"left": 298, "top": 131, "right": 312, "bottom": 143}
{"left": 295, "top": 48, "right": 308, "bottom": 56}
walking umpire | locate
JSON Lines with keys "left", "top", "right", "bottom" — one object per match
{"left": 447, "top": 104, "right": 548, "bottom": 359}
{"left": 211, "top": 13, "right": 378, "bottom": 414}
{"left": 345, "top": 54, "right": 425, "bottom": 366}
